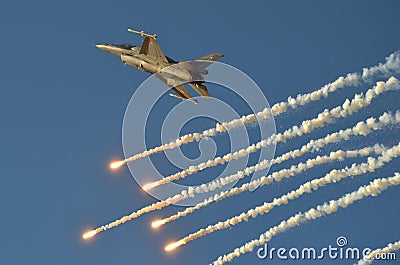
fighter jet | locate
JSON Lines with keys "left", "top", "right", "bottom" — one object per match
{"left": 96, "top": 29, "right": 224, "bottom": 103}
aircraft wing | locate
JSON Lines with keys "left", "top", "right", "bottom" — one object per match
{"left": 188, "top": 82, "right": 210, "bottom": 98}
{"left": 155, "top": 73, "right": 197, "bottom": 103}
{"left": 139, "top": 36, "right": 169, "bottom": 64}
{"left": 171, "top": 84, "right": 197, "bottom": 103}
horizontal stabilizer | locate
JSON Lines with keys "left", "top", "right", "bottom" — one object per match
{"left": 195, "top": 53, "right": 224, "bottom": 62}
{"left": 192, "top": 53, "right": 224, "bottom": 70}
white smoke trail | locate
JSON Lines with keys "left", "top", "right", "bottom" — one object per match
{"left": 82, "top": 193, "right": 187, "bottom": 238}
{"left": 209, "top": 172, "right": 400, "bottom": 264}
{"left": 89, "top": 111, "right": 399, "bottom": 237}
{"left": 159, "top": 116, "right": 400, "bottom": 225}
{"left": 93, "top": 142, "right": 368, "bottom": 237}
{"left": 116, "top": 52, "right": 400, "bottom": 166}
{"left": 172, "top": 143, "right": 400, "bottom": 246}
{"left": 157, "top": 111, "right": 399, "bottom": 227}
{"left": 84, "top": 55, "right": 400, "bottom": 240}
{"left": 181, "top": 111, "right": 400, "bottom": 197}
{"left": 94, "top": 111, "right": 400, "bottom": 234}
{"left": 356, "top": 239, "right": 400, "bottom": 265}
{"left": 144, "top": 77, "right": 400, "bottom": 189}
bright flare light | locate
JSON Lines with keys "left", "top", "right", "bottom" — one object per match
{"left": 165, "top": 240, "right": 184, "bottom": 252}
{"left": 82, "top": 230, "right": 97, "bottom": 240}
{"left": 143, "top": 182, "right": 159, "bottom": 191}
{"left": 110, "top": 160, "right": 125, "bottom": 170}
{"left": 151, "top": 219, "right": 166, "bottom": 229}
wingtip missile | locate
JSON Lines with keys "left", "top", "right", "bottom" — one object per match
{"left": 169, "top": 93, "right": 198, "bottom": 104}
{"left": 128, "top": 28, "right": 157, "bottom": 39}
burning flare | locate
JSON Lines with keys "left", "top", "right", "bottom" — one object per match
{"left": 165, "top": 240, "right": 184, "bottom": 252}
{"left": 110, "top": 160, "right": 125, "bottom": 170}
{"left": 151, "top": 219, "right": 166, "bottom": 229}
{"left": 82, "top": 230, "right": 98, "bottom": 240}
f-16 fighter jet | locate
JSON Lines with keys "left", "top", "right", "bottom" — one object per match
{"left": 96, "top": 29, "right": 223, "bottom": 103}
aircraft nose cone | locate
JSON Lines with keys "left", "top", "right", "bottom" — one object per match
{"left": 95, "top": 44, "right": 122, "bottom": 56}
{"left": 96, "top": 44, "right": 108, "bottom": 52}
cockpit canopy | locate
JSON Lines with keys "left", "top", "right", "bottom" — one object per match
{"left": 112, "top": 44, "right": 137, "bottom": 49}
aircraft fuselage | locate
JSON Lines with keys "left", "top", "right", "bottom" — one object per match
{"left": 96, "top": 44, "right": 191, "bottom": 81}
{"left": 96, "top": 29, "right": 223, "bottom": 103}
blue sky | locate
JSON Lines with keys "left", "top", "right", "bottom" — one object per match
{"left": 1, "top": 1, "right": 399, "bottom": 264}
